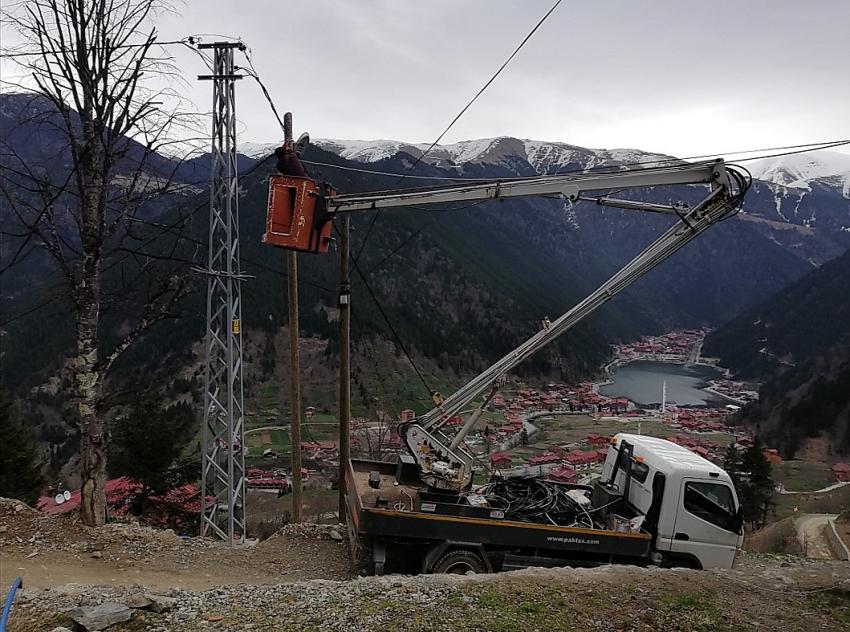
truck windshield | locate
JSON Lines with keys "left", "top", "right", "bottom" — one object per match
{"left": 683, "top": 482, "right": 736, "bottom": 532}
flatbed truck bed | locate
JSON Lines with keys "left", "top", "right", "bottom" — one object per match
{"left": 344, "top": 458, "right": 652, "bottom": 575}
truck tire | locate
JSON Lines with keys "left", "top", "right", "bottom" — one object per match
{"left": 431, "top": 549, "right": 487, "bottom": 575}
{"left": 661, "top": 555, "right": 701, "bottom": 570}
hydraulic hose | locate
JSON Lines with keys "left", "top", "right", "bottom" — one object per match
{"left": 0, "top": 577, "right": 23, "bottom": 632}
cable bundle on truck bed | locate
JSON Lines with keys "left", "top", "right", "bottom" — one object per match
{"left": 476, "top": 477, "right": 594, "bottom": 528}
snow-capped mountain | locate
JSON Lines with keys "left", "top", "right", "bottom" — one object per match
{"left": 746, "top": 150, "right": 850, "bottom": 198}
{"left": 238, "top": 141, "right": 278, "bottom": 159}
{"left": 238, "top": 133, "right": 850, "bottom": 248}
{"left": 311, "top": 136, "right": 676, "bottom": 175}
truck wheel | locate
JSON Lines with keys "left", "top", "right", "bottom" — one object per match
{"left": 431, "top": 549, "right": 487, "bottom": 575}
{"left": 662, "top": 556, "right": 701, "bottom": 570}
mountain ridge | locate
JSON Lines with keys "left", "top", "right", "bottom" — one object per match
{"left": 746, "top": 150, "right": 850, "bottom": 197}
{"left": 704, "top": 246, "right": 850, "bottom": 456}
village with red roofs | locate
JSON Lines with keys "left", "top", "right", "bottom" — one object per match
{"left": 38, "top": 330, "right": 848, "bottom": 523}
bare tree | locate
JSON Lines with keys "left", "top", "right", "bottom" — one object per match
{"left": 356, "top": 416, "right": 396, "bottom": 462}
{"left": 1, "top": 0, "right": 202, "bottom": 525}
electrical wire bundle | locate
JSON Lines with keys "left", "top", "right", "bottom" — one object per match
{"left": 720, "top": 164, "right": 753, "bottom": 220}
{"left": 477, "top": 477, "right": 594, "bottom": 528}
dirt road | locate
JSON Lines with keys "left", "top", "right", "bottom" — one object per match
{"left": 1, "top": 537, "right": 354, "bottom": 591}
{"left": 796, "top": 513, "right": 839, "bottom": 559}
{"left": 0, "top": 499, "right": 354, "bottom": 591}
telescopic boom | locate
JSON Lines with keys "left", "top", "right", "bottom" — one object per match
{"left": 263, "top": 157, "right": 749, "bottom": 491}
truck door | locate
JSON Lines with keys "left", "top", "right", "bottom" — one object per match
{"left": 669, "top": 478, "right": 741, "bottom": 569}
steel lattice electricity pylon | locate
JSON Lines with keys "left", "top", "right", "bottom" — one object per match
{"left": 199, "top": 42, "right": 246, "bottom": 543}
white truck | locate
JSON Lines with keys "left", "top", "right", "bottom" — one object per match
{"left": 600, "top": 433, "right": 744, "bottom": 570}
{"left": 345, "top": 433, "right": 744, "bottom": 575}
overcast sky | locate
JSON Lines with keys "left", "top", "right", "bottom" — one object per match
{"left": 5, "top": 0, "right": 850, "bottom": 157}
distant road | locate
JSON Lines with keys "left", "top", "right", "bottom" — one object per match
{"left": 796, "top": 514, "right": 839, "bottom": 559}
{"left": 780, "top": 481, "right": 850, "bottom": 495}
{"left": 245, "top": 425, "right": 287, "bottom": 435}
{"left": 685, "top": 339, "right": 703, "bottom": 365}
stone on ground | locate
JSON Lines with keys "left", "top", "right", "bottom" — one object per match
{"left": 67, "top": 602, "right": 132, "bottom": 630}
{"left": 145, "top": 593, "right": 178, "bottom": 613}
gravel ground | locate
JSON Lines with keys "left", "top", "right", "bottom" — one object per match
{"left": 7, "top": 556, "right": 850, "bottom": 632}
{"left": 4, "top": 499, "right": 850, "bottom": 631}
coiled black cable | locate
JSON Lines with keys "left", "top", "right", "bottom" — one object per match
{"left": 478, "top": 476, "right": 593, "bottom": 528}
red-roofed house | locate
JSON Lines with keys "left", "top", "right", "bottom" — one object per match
{"left": 528, "top": 452, "right": 562, "bottom": 466}
{"left": 832, "top": 463, "right": 850, "bottom": 482}
{"left": 548, "top": 465, "right": 578, "bottom": 484}
{"left": 565, "top": 450, "right": 597, "bottom": 469}
{"left": 586, "top": 433, "right": 609, "bottom": 446}
{"left": 38, "top": 476, "right": 201, "bottom": 531}
{"left": 763, "top": 448, "right": 782, "bottom": 465}
{"left": 490, "top": 452, "right": 512, "bottom": 470}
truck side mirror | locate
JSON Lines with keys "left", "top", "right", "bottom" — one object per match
{"left": 733, "top": 506, "right": 744, "bottom": 533}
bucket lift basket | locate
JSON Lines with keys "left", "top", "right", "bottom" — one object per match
{"left": 262, "top": 175, "right": 335, "bottom": 253}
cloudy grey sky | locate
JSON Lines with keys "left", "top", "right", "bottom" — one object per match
{"left": 6, "top": 1, "right": 850, "bottom": 157}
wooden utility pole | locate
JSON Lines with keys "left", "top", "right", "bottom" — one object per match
{"left": 284, "top": 111, "right": 302, "bottom": 523}
{"left": 338, "top": 214, "right": 351, "bottom": 524}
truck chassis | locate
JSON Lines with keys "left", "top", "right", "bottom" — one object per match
{"left": 345, "top": 458, "right": 653, "bottom": 575}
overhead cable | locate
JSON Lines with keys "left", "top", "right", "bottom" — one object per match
{"left": 304, "top": 138, "right": 850, "bottom": 188}
{"left": 331, "top": 223, "right": 434, "bottom": 396}
{"left": 354, "top": 0, "right": 564, "bottom": 264}
{"left": 397, "top": 0, "right": 565, "bottom": 182}
{"left": 238, "top": 48, "right": 287, "bottom": 137}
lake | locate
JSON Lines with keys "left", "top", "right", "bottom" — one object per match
{"left": 599, "top": 360, "right": 724, "bottom": 407}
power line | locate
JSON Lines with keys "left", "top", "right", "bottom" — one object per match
{"left": 332, "top": 223, "right": 433, "bottom": 396}
{"left": 128, "top": 211, "right": 336, "bottom": 294}
{"left": 399, "top": 0, "right": 564, "bottom": 182}
{"left": 306, "top": 138, "right": 850, "bottom": 187}
{"left": 365, "top": 224, "right": 429, "bottom": 275}
{"left": 5, "top": 132, "right": 848, "bottom": 324}
{"left": 237, "top": 50, "right": 286, "bottom": 137}
{"left": 5, "top": 135, "right": 846, "bottom": 324}
{"left": 1, "top": 152, "right": 278, "bottom": 327}
{"left": 0, "top": 294, "right": 63, "bottom": 327}
{"left": 302, "top": 159, "right": 490, "bottom": 182}
{"left": 732, "top": 140, "right": 850, "bottom": 164}
{"left": 0, "top": 39, "right": 192, "bottom": 59}
{"left": 354, "top": 0, "right": 564, "bottom": 265}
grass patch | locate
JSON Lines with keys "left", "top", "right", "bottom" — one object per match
{"left": 525, "top": 414, "right": 736, "bottom": 453}
{"left": 664, "top": 592, "right": 716, "bottom": 612}
{"left": 268, "top": 428, "right": 290, "bottom": 446}
{"left": 774, "top": 460, "right": 833, "bottom": 493}
{"left": 517, "top": 601, "right": 543, "bottom": 614}
{"left": 773, "top": 485, "right": 850, "bottom": 520}
{"left": 476, "top": 592, "right": 509, "bottom": 610}
{"left": 808, "top": 589, "right": 850, "bottom": 626}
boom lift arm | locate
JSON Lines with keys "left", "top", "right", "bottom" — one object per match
{"left": 264, "top": 158, "right": 750, "bottom": 491}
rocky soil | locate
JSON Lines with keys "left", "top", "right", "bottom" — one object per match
{"left": 6, "top": 557, "right": 850, "bottom": 632}
{"left": 0, "top": 499, "right": 353, "bottom": 590}
{"left": 3, "top": 499, "right": 850, "bottom": 631}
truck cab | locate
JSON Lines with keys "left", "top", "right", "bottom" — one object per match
{"left": 601, "top": 433, "right": 744, "bottom": 569}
